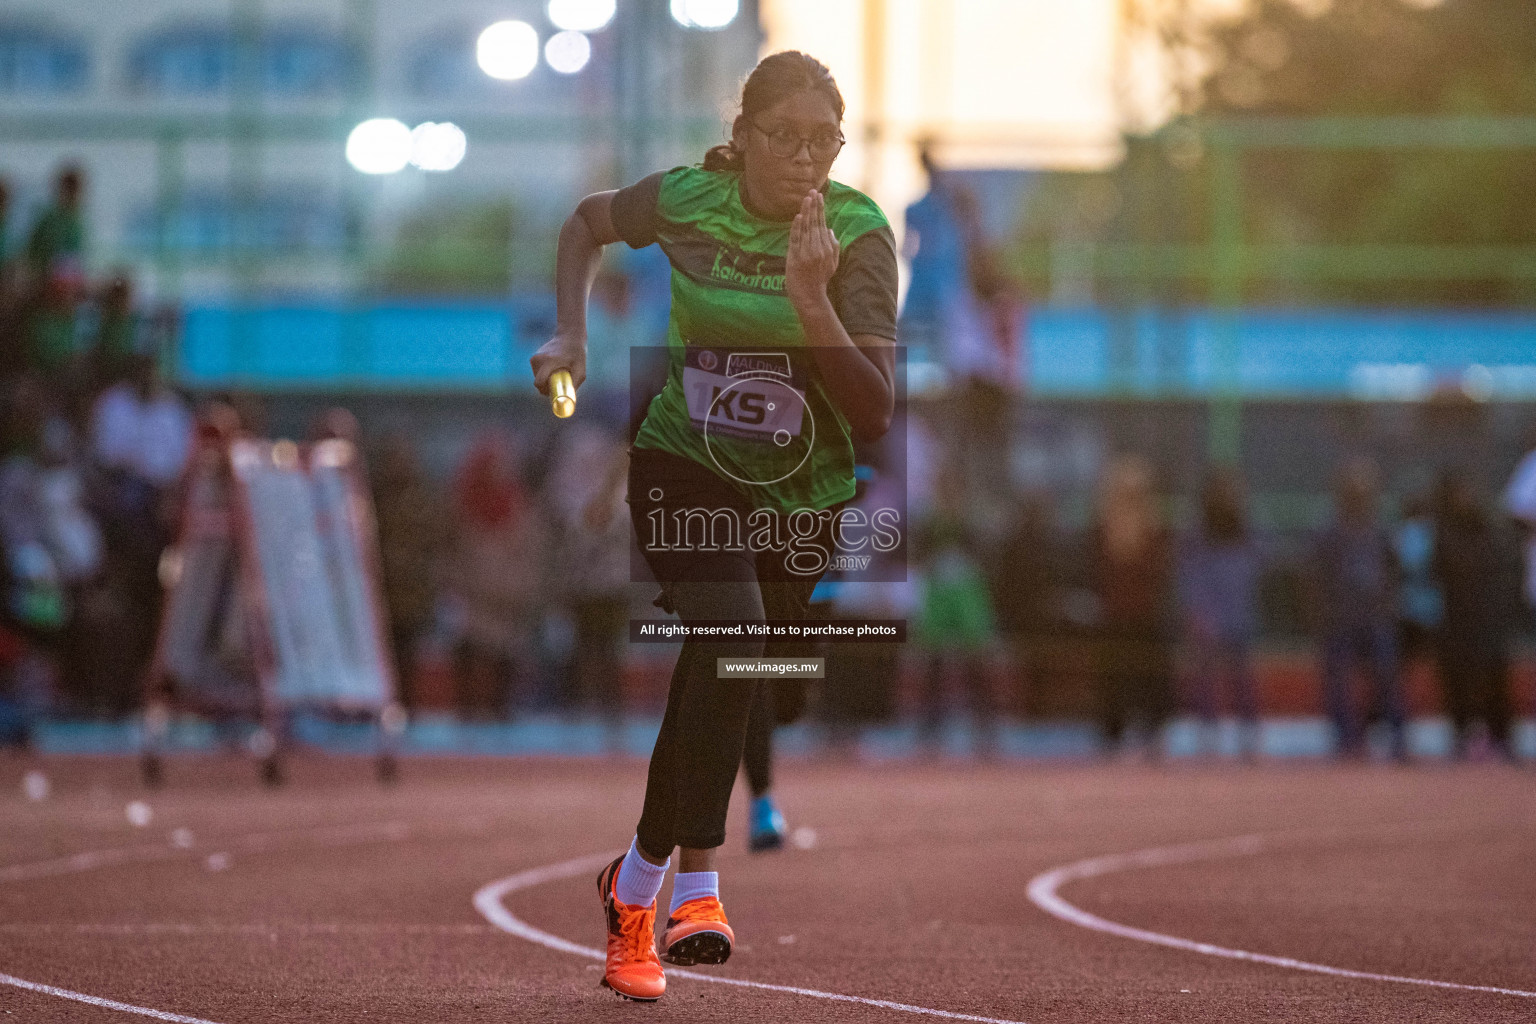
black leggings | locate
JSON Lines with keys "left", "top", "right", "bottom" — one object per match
{"left": 740, "top": 677, "right": 811, "bottom": 798}
{"left": 628, "top": 446, "right": 834, "bottom": 857}
{"left": 742, "top": 684, "right": 775, "bottom": 799}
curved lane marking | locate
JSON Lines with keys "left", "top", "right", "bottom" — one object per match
{"left": 1025, "top": 833, "right": 1536, "bottom": 1000}
{"left": 472, "top": 852, "right": 1033, "bottom": 1024}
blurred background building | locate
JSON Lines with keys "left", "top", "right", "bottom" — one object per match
{"left": 0, "top": 0, "right": 761, "bottom": 300}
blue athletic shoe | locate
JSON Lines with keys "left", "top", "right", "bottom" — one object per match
{"left": 748, "top": 795, "right": 787, "bottom": 852}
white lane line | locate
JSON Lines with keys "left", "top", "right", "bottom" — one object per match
{"left": 0, "top": 845, "right": 188, "bottom": 884}
{"left": 472, "top": 853, "right": 1032, "bottom": 1024}
{"left": 0, "top": 821, "right": 415, "bottom": 885}
{"left": 0, "top": 922, "right": 496, "bottom": 936}
{"left": 0, "top": 814, "right": 472, "bottom": 1023}
{"left": 1025, "top": 833, "right": 1536, "bottom": 1000}
{"left": 0, "top": 972, "right": 224, "bottom": 1024}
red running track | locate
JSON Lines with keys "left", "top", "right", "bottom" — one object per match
{"left": 1, "top": 756, "right": 1532, "bottom": 1022}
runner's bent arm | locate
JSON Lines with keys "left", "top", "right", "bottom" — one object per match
{"left": 531, "top": 191, "right": 623, "bottom": 395}
{"left": 799, "top": 319, "right": 895, "bottom": 446}
{"left": 787, "top": 191, "right": 895, "bottom": 445}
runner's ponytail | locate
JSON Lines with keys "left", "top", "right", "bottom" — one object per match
{"left": 703, "top": 142, "right": 744, "bottom": 172}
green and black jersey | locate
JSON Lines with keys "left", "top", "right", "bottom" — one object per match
{"left": 610, "top": 165, "right": 899, "bottom": 514}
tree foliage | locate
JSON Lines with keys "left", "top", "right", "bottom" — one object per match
{"left": 1199, "top": 0, "right": 1536, "bottom": 117}
{"left": 1189, "top": 0, "right": 1536, "bottom": 305}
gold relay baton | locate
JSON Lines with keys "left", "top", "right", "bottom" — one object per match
{"left": 549, "top": 368, "right": 576, "bottom": 418}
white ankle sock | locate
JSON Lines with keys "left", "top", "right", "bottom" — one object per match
{"left": 669, "top": 871, "right": 719, "bottom": 914}
{"left": 614, "top": 837, "right": 668, "bottom": 908}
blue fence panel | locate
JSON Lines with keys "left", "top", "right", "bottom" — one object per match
{"left": 1025, "top": 307, "right": 1536, "bottom": 397}
{"left": 178, "top": 300, "right": 1536, "bottom": 396}
{"left": 179, "top": 301, "right": 524, "bottom": 390}
{"left": 367, "top": 305, "right": 515, "bottom": 385}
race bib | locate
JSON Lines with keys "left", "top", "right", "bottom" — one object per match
{"left": 682, "top": 347, "right": 808, "bottom": 444}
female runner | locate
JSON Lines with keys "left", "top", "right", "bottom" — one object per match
{"left": 531, "top": 50, "right": 898, "bottom": 1002}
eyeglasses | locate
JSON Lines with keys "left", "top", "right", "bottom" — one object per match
{"left": 751, "top": 121, "right": 845, "bottom": 161}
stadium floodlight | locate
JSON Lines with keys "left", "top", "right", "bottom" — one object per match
{"left": 669, "top": 0, "right": 738, "bottom": 29}
{"left": 547, "top": 0, "right": 615, "bottom": 33}
{"left": 409, "top": 122, "right": 467, "bottom": 171}
{"left": 346, "top": 118, "right": 412, "bottom": 174}
{"left": 477, "top": 20, "right": 540, "bottom": 80}
{"left": 544, "top": 31, "right": 592, "bottom": 74}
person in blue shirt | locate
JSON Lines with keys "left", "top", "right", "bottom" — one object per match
{"left": 1312, "top": 460, "right": 1406, "bottom": 761}
{"left": 1177, "top": 469, "right": 1264, "bottom": 759}
{"left": 1393, "top": 492, "right": 1443, "bottom": 662}
{"left": 900, "top": 144, "right": 969, "bottom": 363}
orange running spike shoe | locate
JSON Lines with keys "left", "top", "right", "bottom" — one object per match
{"left": 595, "top": 856, "right": 666, "bottom": 1001}
{"left": 660, "top": 895, "right": 734, "bottom": 967}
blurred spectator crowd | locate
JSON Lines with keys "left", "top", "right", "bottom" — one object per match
{"left": 1, "top": 157, "right": 1533, "bottom": 765}
{"left": 371, "top": 394, "right": 1536, "bottom": 766}
{"left": 0, "top": 165, "right": 194, "bottom": 745}
{"left": 890, "top": 429, "right": 1535, "bottom": 764}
